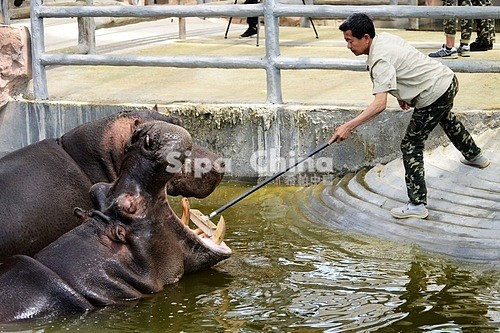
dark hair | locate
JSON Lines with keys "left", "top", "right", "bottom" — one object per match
{"left": 339, "top": 13, "right": 376, "bottom": 39}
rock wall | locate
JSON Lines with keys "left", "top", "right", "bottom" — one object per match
{"left": 0, "top": 25, "right": 31, "bottom": 108}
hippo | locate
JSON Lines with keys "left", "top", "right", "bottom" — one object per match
{"left": 0, "top": 109, "right": 224, "bottom": 260}
{"left": 0, "top": 121, "right": 231, "bottom": 322}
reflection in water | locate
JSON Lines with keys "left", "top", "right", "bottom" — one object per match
{"left": 1, "top": 182, "right": 498, "bottom": 332}
{"left": 392, "top": 262, "right": 499, "bottom": 332}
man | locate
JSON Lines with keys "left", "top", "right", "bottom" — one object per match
{"left": 330, "top": 13, "right": 490, "bottom": 219}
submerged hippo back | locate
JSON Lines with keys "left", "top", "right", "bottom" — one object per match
{"left": 0, "top": 255, "right": 93, "bottom": 322}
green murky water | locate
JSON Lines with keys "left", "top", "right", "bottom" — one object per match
{"left": 2, "top": 182, "right": 499, "bottom": 332}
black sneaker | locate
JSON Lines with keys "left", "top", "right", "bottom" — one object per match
{"left": 240, "top": 27, "right": 257, "bottom": 38}
{"left": 470, "top": 41, "right": 493, "bottom": 51}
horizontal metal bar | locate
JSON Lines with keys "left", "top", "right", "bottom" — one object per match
{"left": 36, "top": 4, "right": 263, "bottom": 18}
{"left": 442, "top": 60, "right": 500, "bottom": 73}
{"left": 276, "top": 5, "right": 500, "bottom": 19}
{"left": 275, "top": 57, "right": 367, "bottom": 71}
{"left": 35, "top": 4, "right": 500, "bottom": 19}
{"left": 276, "top": 57, "right": 500, "bottom": 73}
{"left": 40, "top": 53, "right": 267, "bottom": 69}
{"left": 40, "top": 53, "right": 500, "bottom": 73}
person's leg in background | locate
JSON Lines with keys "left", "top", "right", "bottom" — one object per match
{"left": 470, "top": 0, "right": 496, "bottom": 51}
{"left": 429, "top": 0, "right": 472, "bottom": 58}
{"left": 240, "top": 0, "right": 259, "bottom": 38}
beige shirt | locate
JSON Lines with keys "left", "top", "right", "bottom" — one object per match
{"left": 367, "top": 32, "right": 455, "bottom": 109}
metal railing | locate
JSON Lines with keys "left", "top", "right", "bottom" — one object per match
{"left": 30, "top": 0, "right": 500, "bottom": 103}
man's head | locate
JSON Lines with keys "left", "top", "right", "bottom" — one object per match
{"left": 339, "top": 13, "right": 375, "bottom": 56}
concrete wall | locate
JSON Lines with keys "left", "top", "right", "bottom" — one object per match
{"left": 1, "top": 100, "right": 497, "bottom": 183}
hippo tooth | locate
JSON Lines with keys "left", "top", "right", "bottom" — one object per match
{"left": 181, "top": 198, "right": 190, "bottom": 226}
{"left": 193, "top": 228, "right": 204, "bottom": 235}
{"left": 214, "top": 216, "right": 226, "bottom": 245}
{"left": 189, "top": 209, "right": 215, "bottom": 237}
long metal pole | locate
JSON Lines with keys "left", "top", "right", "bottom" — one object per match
{"left": 207, "top": 140, "right": 333, "bottom": 219}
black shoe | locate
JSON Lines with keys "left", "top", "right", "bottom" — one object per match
{"left": 470, "top": 41, "right": 493, "bottom": 51}
{"left": 240, "top": 27, "right": 257, "bottom": 38}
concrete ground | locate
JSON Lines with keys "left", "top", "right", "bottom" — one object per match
{"left": 11, "top": 16, "right": 500, "bottom": 109}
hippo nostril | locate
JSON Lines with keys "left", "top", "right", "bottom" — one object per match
{"left": 212, "top": 160, "right": 225, "bottom": 174}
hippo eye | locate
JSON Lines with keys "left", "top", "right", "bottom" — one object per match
{"left": 144, "top": 134, "right": 159, "bottom": 151}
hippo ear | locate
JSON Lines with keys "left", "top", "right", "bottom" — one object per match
{"left": 110, "top": 225, "right": 128, "bottom": 244}
{"left": 73, "top": 207, "right": 90, "bottom": 223}
{"left": 129, "top": 126, "right": 145, "bottom": 146}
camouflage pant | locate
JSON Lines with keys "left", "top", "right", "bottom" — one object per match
{"left": 400, "top": 76, "right": 481, "bottom": 205}
{"left": 443, "top": 0, "right": 473, "bottom": 43}
{"left": 471, "top": 0, "right": 496, "bottom": 44}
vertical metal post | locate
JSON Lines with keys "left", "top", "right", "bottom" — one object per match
{"left": 408, "top": 0, "right": 419, "bottom": 30}
{"left": 77, "top": 0, "right": 96, "bottom": 54}
{"left": 300, "top": 0, "right": 313, "bottom": 28}
{"left": 263, "top": 0, "right": 282, "bottom": 104}
{"left": 178, "top": 0, "right": 186, "bottom": 39}
{"left": 30, "top": 0, "right": 49, "bottom": 100}
{"left": 1, "top": 0, "right": 10, "bottom": 25}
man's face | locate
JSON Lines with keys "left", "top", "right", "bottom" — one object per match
{"left": 343, "top": 30, "right": 370, "bottom": 56}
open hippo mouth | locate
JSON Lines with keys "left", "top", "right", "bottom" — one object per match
{"left": 113, "top": 189, "right": 232, "bottom": 259}
{"left": 178, "top": 197, "right": 232, "bottom": 258}
{"left": 169, "top": 198, "right": 232, "bottom": 264}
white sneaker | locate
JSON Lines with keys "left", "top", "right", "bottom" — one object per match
{"left": 460, "top": 153, "right": 490, "bottom": 168}
{"left": 391, "top": 203, "right": 429, "bottom": 219}
{"left": 428, "top": 45, "right": 458, "bottom": 59}
{"left": 457, "top": 44, "right": 471, "bottom": 57}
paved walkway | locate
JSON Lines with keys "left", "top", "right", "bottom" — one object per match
{"left": 12, "top": 16, "right": 500, "bottom": 108}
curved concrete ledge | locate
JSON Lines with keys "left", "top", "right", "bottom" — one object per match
{"left": 293, "top": 128, "right": 499, "bottom": 266}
